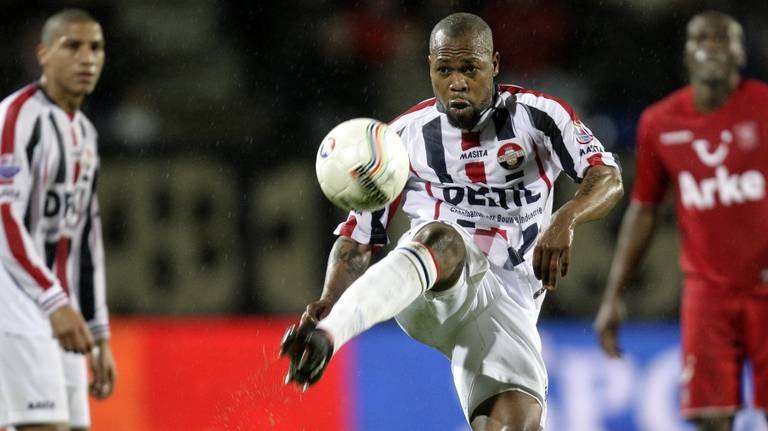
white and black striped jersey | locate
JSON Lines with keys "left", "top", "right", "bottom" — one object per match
{"left": 0, "top": 83, "right": 109, "bottom": 340}
{"left": 335, "top": 84, "right": 619, "bottom": 312}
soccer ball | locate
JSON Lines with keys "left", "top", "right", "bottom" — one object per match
{"left": 315, "top": 118, "right": 409, "bottom": 211}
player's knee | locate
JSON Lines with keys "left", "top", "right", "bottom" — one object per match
{"left": 412, "top": 222, "right": 465, "bottom": 288}
{"left": 470, "top": 390, "right": 542, "bottom": 431}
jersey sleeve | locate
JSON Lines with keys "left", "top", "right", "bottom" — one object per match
{"left": 78, "top": 167, "right": 110, "bottom": 341}
{"left": 0, "top": 93, "right": 69, "bottom": 314}
{"left": 333, "top": 194, "right": 402, "bottom": 251}
{"left": 630, "top": 110, "right": 669, "bottom": 204}
{"left": 518, "top": 91, "right": 620, "bottom": 182}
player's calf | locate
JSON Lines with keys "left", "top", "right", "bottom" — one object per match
{"left": 693, "top": 416, "right": 734, "bottom": 431}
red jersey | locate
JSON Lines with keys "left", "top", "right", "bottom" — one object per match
{"left": 632, "top": 79, "right": 768, "bottom": 288}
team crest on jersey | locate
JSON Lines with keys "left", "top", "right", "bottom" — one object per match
{"left": 496, "top": 143, "right": 525, "bottom": 170}
{"left": 0, "top": 155, "right": 20, "bottom": 182}
{"left": 319, "top": 137, "right": 336, "bottom": 158}
{"left": 734, "top": 121, "right": 759, "bottom": 151}
{"left": 573, "top": 120, "right": 594, "bottom": 144}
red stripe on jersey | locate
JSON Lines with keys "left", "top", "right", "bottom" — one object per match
{"left": 461, "top": 132, "right": 481, "bottom": 151}
{"left": 338, "top": 214, "right": 358, "bottom": 238}
{"left": 425, "top": 182, "right": 441, "bottom": 219}
{"left": 473, "top": 228, "right": 500, "bottom": 256}
{"left": 533, "top": 147, "right": 552, "bottom": 190}
{"left": 587, "top": 153, "right": 605, "bottom": 167}
{"left": 0, "top": 203, "right": 54, "bottom": 289}
{"left": 389, "top": 98, "right": 437, "bottom": 124}
{"left": 1, "top": 85, "right": 38, "bottom": 155}
{"left": 385, "top": 194, "right": 402, "bottom": 228}
{"left": 465, "top": 162, "right": 487, "bottom": 183}
{"left": 55, "top": 237, "right": 71, "bottom": 294}
{"left": 498, "top": 84, "right": 578, "bottom": 121}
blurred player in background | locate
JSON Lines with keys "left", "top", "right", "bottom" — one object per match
{"left": 595, "top": 11, "right": 768, "bottom": 431}
{"left": 0, "top": 9, "right": 116, "bottom": 431}
{"left": 282, "top": 12, "right": 623, "bottom": 430}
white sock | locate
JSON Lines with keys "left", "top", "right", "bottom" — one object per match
{"left": 317, "top": 241, "right": 440, "bottom": 353}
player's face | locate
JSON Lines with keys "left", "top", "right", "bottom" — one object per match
{"left": 429, "top": 34, "right": 499, "bottom": 130}
{"left": 684, "top": 16, "right": 744, "bottom": 85}
{"left": 38, "top": 22, "right": 105, "bottom": 97}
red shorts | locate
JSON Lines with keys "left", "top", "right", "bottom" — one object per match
{"left": 680, "top": 279, "right": 768, "bottom": 418}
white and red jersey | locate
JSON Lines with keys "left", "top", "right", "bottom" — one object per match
{"left": 335, "top": 84, "right": 619, "bottom": 312}
{"left": 0, "top": 83, "right": 109, "bottom": 339}
{"left": 633, "top": 79, "right": 768, "bottom": 290}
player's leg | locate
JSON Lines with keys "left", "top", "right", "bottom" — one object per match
{"left": 13, "top": 425, "right": 69, "bottom": 431}
{"left": 0, "top": 333, "right": 70, "bottom": 431}
{"left": 745, "top": 292, "right": 768, "bottom": 431}
{"left": 283, "top": 221, "right": 465, "bottom": 386}
{"left": 470, "top": 390, "right": 542, "bottom": 431}
{"left": 61, "top": 350, "right": 90, "bottom": 431}
{"left": 690, "top": 417, "right": 733, "bottom": 431}
{"left": 680, "top": 281, "right": 741, "bottom": 430}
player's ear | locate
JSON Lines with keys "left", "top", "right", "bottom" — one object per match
{"left": 492, "top": 51, "right": 499, "bottom": 77}
{"left": 36, "top": 44, "right": 48, "bottom": 66}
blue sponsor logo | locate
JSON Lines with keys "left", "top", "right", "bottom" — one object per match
{"left": 0, "top": 165, "right": 20, "bottom": 178}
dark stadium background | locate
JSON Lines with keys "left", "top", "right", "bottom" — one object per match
{"left": 1, "top": 1, "right": 767, "bottom": 430}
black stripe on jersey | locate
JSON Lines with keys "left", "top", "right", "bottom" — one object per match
{"left": 47, "top": 113, "right": 67, "bottom": 184}
{"left": 524, "top": 105, "right": 579, "bottom": 182}
{"left": 23, "top": 116, "right": 42, "bottom": 230}
{"left": 422, "top": 117, "right": 453, "bottom": 183}
{"left": 25, "top": 116, "right": 41, "bottom": 168}
{"left": 369, "top": 208, "right": 387, "bottom": 246}
{"left": 45, "top": 241, "right": 57, "bottom": 269}
{"left": 79, "top": 119, "right": 87, "bottom": 139}
{"left": 504, "top": 223, "right": 539, "bottom": 268}
{"left": 492, "top": 97, "right": 516, "bottom": 140}
{"left": 79, "top": 201, "right": 95, "bottom": 321}
{"left": 456, "top": 219, "right": 475, "bottom": 228}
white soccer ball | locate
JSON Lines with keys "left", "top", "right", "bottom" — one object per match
{"left": 315, "top": 118, "right": 409, "bottom": 212}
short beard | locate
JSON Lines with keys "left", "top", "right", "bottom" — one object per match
{"left": 446, "top": 108, "right": 481, "bottom": 130}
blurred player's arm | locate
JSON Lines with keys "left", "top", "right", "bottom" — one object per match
{"left": 80, "top": 169, "right": 117, "bottom": 399}
{"left": 534, "top": 165, "right": 624, "bottom": 290}
{"left": 594, "top": 201, "right": 658, "bottom": 358}
{"left": 300, "top": 236, "right": 372, "bottom": 326}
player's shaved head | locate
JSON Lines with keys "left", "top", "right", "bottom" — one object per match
{"left": 687, "top": 11, "right": 743, "bottom": 43}
{"left": 429, "top": 13, "right": 493, "bottom": 57}
{"left": 41, "top": 8, "right": 99, "bottom": 47}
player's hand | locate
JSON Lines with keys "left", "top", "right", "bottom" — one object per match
{"left": 593, "top": 296, "right": 626, "bottom": 358}
{"left": 532, "top": 213, "right": 575, "bottom": 291}
{"left": 89, "top": 339, "right": 117, "bottom": 400}
{"left": 300, "top": 298, "right": 335, "bottom": 327}
{"left": 279, "top": 322, "right": 333, "bottom": 391}
{"left": 49, "top": 304, "right": 94, "bottom": 354}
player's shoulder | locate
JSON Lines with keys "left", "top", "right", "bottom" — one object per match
{"left": 739, "top": 78, "right": 768, "bottom": 98}
{"left": 0, "top": 83, "right": 45, "bottom": 115}
{"left": 500, "top": 83, "right": 578, "bottom": 121}
{"left": 388, "top": 97, "right": 438, "bottom": 132}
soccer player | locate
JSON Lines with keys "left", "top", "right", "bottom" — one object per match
{"left": 282, "top": 12, "right": 622, "bottom": 430}
{"left": 594, "top": 11, "right": 768, "bottom": 431}
{"left": 0, "top": 9, "right": 115, "bottom": 431}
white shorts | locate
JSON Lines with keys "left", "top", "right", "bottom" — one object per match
{"left": 395, "top": 220, "right": 547, "bottom": 427}
{"left": 0, "top": 332, "right": 90, "bottom": 428}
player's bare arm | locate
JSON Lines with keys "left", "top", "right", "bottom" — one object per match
{"left": 533, "top": 165, "right": 623, "bottom": 290}
{"left": 594, "top": 201, "right": 658, "bottom": 358}
{"left": 300, "top": 236, "right": 372, "bottom": 326}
